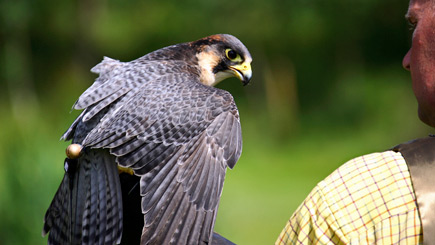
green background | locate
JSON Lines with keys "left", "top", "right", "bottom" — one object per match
{"left": 0, "top": 0, "right": 432, "bottom": 244}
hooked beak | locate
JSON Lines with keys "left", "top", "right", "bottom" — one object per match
{"left": 229, "top": 61, "right": 252, "bottom": 86}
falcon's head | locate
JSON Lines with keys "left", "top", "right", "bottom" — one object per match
{"left": 191, "top": 34, "right": 252, "bottom": 87}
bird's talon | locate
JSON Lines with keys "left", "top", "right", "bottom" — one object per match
{"left": 118, "top": 166, "right": 134, "bottom": 175}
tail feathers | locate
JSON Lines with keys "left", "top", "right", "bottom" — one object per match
{"left": 43, "top": 173, "right": 72, "bottom": 245}
{"left": 211, "top": 232, "right": 236, "bottom": 245}
{"left": 43, "top": 149, "right": 123, "bottom": 245}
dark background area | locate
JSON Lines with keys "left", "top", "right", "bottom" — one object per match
{"left": 0, "top": 0, "right": 432, "bottom": 244}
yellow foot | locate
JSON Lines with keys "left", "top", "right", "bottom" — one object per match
{"left": 118, "top": 166, "right": 134, "bottom": 175}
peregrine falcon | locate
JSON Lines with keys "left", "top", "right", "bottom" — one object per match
{"left": 43, "top": 34, "right": 252, "bottom": 244}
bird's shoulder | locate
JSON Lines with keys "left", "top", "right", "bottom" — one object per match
{"left": 66, "top": 55, "right": 239, "bottom": 145}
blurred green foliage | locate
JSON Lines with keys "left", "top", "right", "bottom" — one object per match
{"left": 0, "top": 0, "right": 432, "bottom": 244}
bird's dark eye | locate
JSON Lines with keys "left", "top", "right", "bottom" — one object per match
{"left": 227, "top": 49, "right": 237, "bottom": 59}
{"left": 225, "top": 48, "right": 242, "bottom": 62}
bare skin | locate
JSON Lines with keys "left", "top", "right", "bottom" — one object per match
{"left": 402, "top": 0, "right": 435, "bottom": 127}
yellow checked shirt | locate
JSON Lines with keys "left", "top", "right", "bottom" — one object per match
{"left": 276, "top": 151, "right": 423, "bottom": 244}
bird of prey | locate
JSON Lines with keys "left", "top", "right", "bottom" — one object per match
{"left": 43, "top": 34, "right": 252, "bottom": 244}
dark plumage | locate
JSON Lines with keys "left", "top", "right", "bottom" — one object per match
{"left": 43, "top": 34, "right": 252, "bottom": 244}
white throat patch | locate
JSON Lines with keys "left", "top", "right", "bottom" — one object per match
{"left": 196, "top": 51, "right": 223, "bottom": 87}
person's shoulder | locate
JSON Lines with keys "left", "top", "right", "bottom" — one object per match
{"left": 391, "top": 136, "right": 435, "bottom": 163}
{"left": 317, "top": 150, "right": 408, "bottom": 196}
{"left": 326, "top": 150, "right": 405, "bottom": 181}
{"left": 315, "top": 149, "right": 413, "bottom": 218}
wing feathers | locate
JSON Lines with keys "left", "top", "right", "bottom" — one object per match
{"left": 137, "top": 111, "right": 240, "bottom": 243}
{"left": 192, "top": 144, "right": 215, "bottom": 205}
{"left": 109, "top": 136, "right": 141, "bottom": 156}
{"left": 82, "top": 87, "right": 130, "bottom": 122}
{"left": 116, "top": 142, "right": 160, "bottom": 167}
{"left": 131, "top": 144, "right": 179, "bottom": 175}
{"left": 178, "top": 135, "right": 208, "bottom": 184}
{"left": 152, "top": 185, "right": 186, "bottom": 242}
{"left": 173, "top": 203, "right": 197, "bottom": 244}
{"left": 203, "top": 149, "right": 221, "bottom": 211}
{"left": 48, "top": 53, "right": 244, "bottom": 245}
{"left": 60, "top": 62, "right": 243, "bottom": 244}
{"left": 141, "top": 150, "right": 182, "bottom": 215}
{"left": 186, "top": 210, "right": 205, "bottom": 244}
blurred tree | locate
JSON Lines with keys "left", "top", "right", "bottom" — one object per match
{"left": 1, "top": 0, "right": 39, "bottom": 124}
